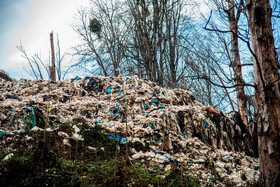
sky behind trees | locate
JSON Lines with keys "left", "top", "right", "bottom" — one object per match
{"left": 0, "top": 0, "right": 89, "bottom": 80}
{"left": 0, "top": 0, "right": 209, "bottom": 80}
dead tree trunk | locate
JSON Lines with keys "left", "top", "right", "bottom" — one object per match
{"left": 246, "top": 0, "right": 280, "bottom": 185}
{"left": 49, "top": 31, "right": 56, "bottom": 81}
{"left": 227, "top": 0, "right": 248, "bottom": 125}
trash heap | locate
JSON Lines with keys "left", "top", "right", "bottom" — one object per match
{"left": 0, "top": 75, "right": 259, "bottom": 185}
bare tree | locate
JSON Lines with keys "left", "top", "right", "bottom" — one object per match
{"left": 49, "top": 31, "right": 56, "bottom": 81}
{"left": 204, "top": 0, "right": 251, "bottom": 124}
{"left": 179, "top": 24, "right": 238, "bottom": 111}
{"left": 55, "top": 33, "right": 65, "bottom": 80}
{"left": 72, "top": 8, "right": 108, "bottom": 76}
{"left": 72, "top": 0, "right": 236, "bottom": 111}
{"left": 17, "top": 33, "right": 67, "bottom": 80}
{"left": 17, "top": 43, "right": 47, "bottom": 79}
{"left": 72, "top": 0, "right": 196, "bottom": 87}
{"left": 247, "top": 0, "right": 280, "bottom": 185}
{"left": 72, "top": 0, "right": 130, "bottom": 77}
{"left": 126, "top": 0, "right": 190, "bottom": 87}
{"left": 227, "top": 0, "right": 248, "bottom": 125}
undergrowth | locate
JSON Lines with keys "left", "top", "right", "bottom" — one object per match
{"left": 0, "top": 122, "right": 212, "bottom": 186}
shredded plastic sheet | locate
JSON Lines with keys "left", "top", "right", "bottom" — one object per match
{"left": 0, "top": 75, "right": 259, "bottom": 185}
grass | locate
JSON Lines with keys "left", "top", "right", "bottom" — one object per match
{"left": 0, "top": 121, "right": 208, "bottom": 186}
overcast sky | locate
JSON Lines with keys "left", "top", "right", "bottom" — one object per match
{"left": 0, "top": 0, "right": 209, "bottom": 80}
{"left": 0, "top": 0, "right": 89, "bottom": 80}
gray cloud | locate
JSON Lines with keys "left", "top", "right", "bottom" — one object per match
{"left": 0, "top": 0, "right": 89, "bottom": 80}
{"left": 0, "top": 0, "right": 35, "bottom": 79}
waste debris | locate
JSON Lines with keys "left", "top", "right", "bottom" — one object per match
{"left": 0, "top": 70, "right": 13, "bottom": 82}
{"left": 0, "top": 75, "right": 259, "bottom": 185}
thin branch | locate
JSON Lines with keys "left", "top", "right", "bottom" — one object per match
{"left": 198, "top": 73, "right": 256, "bottom": 88}
{"left": 241, "top": 63, "right": 253, "bottom": 66}
{"left": 203, "top": 10, "right": 231, "bottom": 33}
{"left": 211, "top": 67, "right": 235, "bottom": 111}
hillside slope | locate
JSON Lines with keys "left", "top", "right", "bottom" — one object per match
{"left": 0, "top": 75, "right": 259, "bottom": 186}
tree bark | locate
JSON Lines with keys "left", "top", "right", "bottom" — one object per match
{"left": 49, "top": 31, "right": 56, "bottom": 81}
{"left": 227, "top": 0, "right": 248, "bottom": 125}
{"left": 246, "top": 0, "right": 280, "bottom": 185}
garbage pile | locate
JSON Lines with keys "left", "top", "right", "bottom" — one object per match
{"left": 0, "top": 75, "right": 259, "bottom": 185}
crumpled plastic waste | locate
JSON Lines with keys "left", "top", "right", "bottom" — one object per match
{"left": 0, "top": 130, "right": 6, "bottom": 138}
{"left": 0, "top": 75, "right": 259, "bottom": 185}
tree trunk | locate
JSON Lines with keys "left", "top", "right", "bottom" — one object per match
{"left": 227, "top": 0, "right": 248, "bottom": 125}
{"left": 166, "top": 14, "right": 176, "bottom": 87}
{"left": 246, "top": 0, "right": 280, "bottom": 185}
{"left": 49, "top": 31, "right": 56, "bottom": 81}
